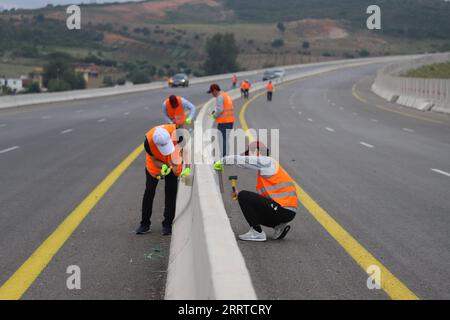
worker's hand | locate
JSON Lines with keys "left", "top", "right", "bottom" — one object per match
{"left": 180, "top": 167, "right": 191, "bottom": 178}
{"left": 213, "top": 160, "right": 224, "bottom": 172}
{"left": 161, "top": 164, "right": 172, "bottom": 176}
{"left": 185, "top": 117, "right": 192, "bottom": 125}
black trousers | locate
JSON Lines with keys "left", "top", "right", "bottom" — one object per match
{"left": 218, "top": 122, "right": 234, "bottom": 157}
{"left": 141, "top": 170, "right": 178, "bottom": 228}
{"left": 237, "top": 191, "right": 296, "bottom": 229}
{"left": 267, "top": 92, "right": 273, "bottom": 101}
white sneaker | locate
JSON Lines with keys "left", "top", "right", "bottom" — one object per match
{"left": 273, "top": 223, "right": 291, "bottom": 240}
{"left": 238, "top": 228, "right": 267, "bottom": 242}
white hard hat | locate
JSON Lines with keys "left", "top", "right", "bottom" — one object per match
{"left": 153, "top": 127, "right": 175, "bottom": 156}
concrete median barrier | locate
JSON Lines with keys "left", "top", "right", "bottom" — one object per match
{"left": 371, "top": 53, "right": 450, "bottom": 114}
{"left": 165, "top": 56, "right": 400, "bottom": 300}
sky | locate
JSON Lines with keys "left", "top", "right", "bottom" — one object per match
{"left": 0, "top": 0, "right": 144, "bottom": 10}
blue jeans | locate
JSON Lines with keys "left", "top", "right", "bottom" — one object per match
{"left": 218, "top": 122, "right": 234, "bottom": 157}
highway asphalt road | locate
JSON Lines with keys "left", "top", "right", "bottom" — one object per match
{"left": 223, "top": 62, "right": 450, "bottom": 299}
{"left": 0, "top": 64, "right": 334, "bottom": 299}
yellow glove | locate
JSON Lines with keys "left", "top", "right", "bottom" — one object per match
{"left": 213, "top": 160, "right": 224, "bottom": 172}
{"left": 180, "top": 167, "right": 191, "bottom": 178}
{"left": 185, "top": 117, "right": 192, "bottom": 125}
{"left": 161, "top": 164, "right": 172, "bottom": 176}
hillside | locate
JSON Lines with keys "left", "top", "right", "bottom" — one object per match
{"left": 1, "top": 0, "right": 450, "bottom": 88}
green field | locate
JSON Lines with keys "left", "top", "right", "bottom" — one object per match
{"left": 404, "top": 61, "right": 450, "bottom": 79}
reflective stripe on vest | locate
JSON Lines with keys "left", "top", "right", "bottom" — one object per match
{"left": 145, "top": 124, "right": 183, "bottom": 178}
{"left": 216, "top": 92, "right": 235, "bottom": 124}
{"left": 256, "top": 160, "right": 298, "bottom": 211}
{"left": 165, "top": 96, "right": 186, "bottom": 125}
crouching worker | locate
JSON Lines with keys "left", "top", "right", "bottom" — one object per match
{"left": 213, "top": 141, "right": 297, "bottom": 242}
{"left": 136, "top": 124, "right": 190, "bottom": 236}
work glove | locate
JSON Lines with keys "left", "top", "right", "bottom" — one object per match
{"left": 213, "top": 160, "right": 224, "bottom": 172}
{"left": 180, "top": 167, "right": 191, "bottom": 178}
{"left": 185, "top": 117, "right": 192, "bottom": 125}
{"left": 161, "top": 164, "right": 172, "bottom": 176}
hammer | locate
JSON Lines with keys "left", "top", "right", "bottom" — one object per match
{"left": 228, "top": 175, "right": 238, "bottom": 201}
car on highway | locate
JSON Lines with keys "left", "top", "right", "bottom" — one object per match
{"left": 263, "top": 68, "right": 286, "bottom": 81}
{"left": 168, "top": 73, "right": 190, "bottom": 88}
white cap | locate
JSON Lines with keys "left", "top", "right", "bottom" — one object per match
{"left": 153, "top": 127, "right": 175, "bottom": 156}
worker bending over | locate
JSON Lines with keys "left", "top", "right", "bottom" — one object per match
{"left": 214, "top": 141, "right": 297, "bottom": 241}
{"left": 208, "top": 83, "right": 234, "bottom": 157}
{"left": 163, "top": 95, "right": 196, "bottom": 128}
{"left": 136, "top": 124, "right": 190, "bottom": 236}
{"left": 240, "top": 80, "right": 251, "bottom": 99}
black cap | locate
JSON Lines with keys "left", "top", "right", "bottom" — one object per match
{"left": 207, "top": 83, "right": 221, "bottom": 93}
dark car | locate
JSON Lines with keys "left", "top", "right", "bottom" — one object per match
{"left": 168, "top": 73, "right": 189, "bottom": 87}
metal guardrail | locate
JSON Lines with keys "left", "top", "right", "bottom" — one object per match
{"left": 372, "top": 53, "right": 450, "bottom": 113}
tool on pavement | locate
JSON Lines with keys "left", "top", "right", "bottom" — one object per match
{"left": 229, "top": 175, "right": 238, "bottom": 200}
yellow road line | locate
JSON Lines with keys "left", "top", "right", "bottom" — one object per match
{"left": 0, "top": 98, "right": 210, "bottom": 300}
{"left": 352, "top": 80, "right": 445, "bottom": 125}
{"left": 0, "top": 144, "right": 144, "bottom": 300}
{"left": 240, "top": 89, "right": 419, "bottom": 300}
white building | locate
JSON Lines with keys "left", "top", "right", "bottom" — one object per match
{"left": 0, "top": 78, "right": 25, "bottom": 93}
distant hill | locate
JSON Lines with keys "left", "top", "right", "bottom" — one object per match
{"left": 1, "top": 0, "right": 449, "bottom": 86}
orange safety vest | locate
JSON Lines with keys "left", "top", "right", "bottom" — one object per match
{"left": 240, "top": 81, "right": 248, "bottom": 90}
{"left": 267, "top": 83, "right": 273, "bottom": 92}
{"left": 256, "top": 160, "right": 298, "bottom": 212}
{"left": 165, "top": 96, "right": 186, "bottom": 125}
{"left": 216, "top": 92, "right": 234, "bottom": 124}
{"left": 145, "top": 124, "right": 183, "bottom": 178}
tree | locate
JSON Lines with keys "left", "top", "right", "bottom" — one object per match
{"left": 204, "top": 33, "right": 239, "bottom": 75}
{"left": 25, "top": 82, "right": 41, "bottom": 93}
{"left": 271, "top": 39, "right": 284, "bottom": 48}
{"left": 129, "top": 70, "right": 150, "bottom": 84}
{"left": 302, "top": 41, "right": 310, "bottom": 49}
{"left": 277, "top": 22, "right": 286, "bottom": 33}
{"left": 43, "top": 60, "right": 86, "bottom": 91}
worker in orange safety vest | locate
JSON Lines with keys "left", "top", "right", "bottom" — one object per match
{"left": 136, "top": 124, "right": 190, "bottom": 236}
{"left": 266, "top": 81, "right": 274, "bottom": 102}
{"left": 213, "top": 141, "right": 297, "bottom": 242}
{"left": 208, "top": 83, "right": 234, "bottom": 157}
{"left": 162, "top": 95, "right": 196, "bottom": 128}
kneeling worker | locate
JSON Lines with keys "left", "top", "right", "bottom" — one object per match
{"left": 163, "top": 95, "right": 196, "bottom": 128}
{"left": 136, "top": 124, "right": 190, "bottom": 236}
{"left": 213, "top": 141, "right": 297, "bottom": 241}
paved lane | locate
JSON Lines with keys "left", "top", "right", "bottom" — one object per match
{"left": 224, "top": 63, "right": 450, "bottom": 299}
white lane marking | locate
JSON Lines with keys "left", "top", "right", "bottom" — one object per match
{"left": 431, "top": 169, "right": 450, "bottom": 178}
{"left": 124, "top": 112, "right": 130, "bottom": 116}
{"left": 332, "top": 103, "right": 336, "bottom": 107}
{"left": 339, "top": 107, "right": 344, "bottom": 111}
{"left": 403, "top": 128, "right": 414, "bottom": 133}
{"left": 61, "top": 129, "right": 73, "bottom": 134}
{"left": 98, "top": 118, "right": 106, "bottom": 123}
{"left": 307, "top": 118, "right": 313, "bottom": 122}
{"left": 0, "top": 124, "right": 7, "bottom": 127}
{"left": 41, "top": 116, "right": 52, "bottom": 120}
{"left": 291, "top": 106, "right": 295, "bottom": 110}
{"left": 298, "top": 111, "right": 302, "bottom": 115}
{"left": 325, "top": 127, "right": 335, "bottom": 132}
{"left": 0, "top": 146, "right": 19, "bottom": 154}
{"left": 360, "top": 142, "right": 374, "bottom": 149}
{"left": 352, "top": 112, "right": 358, "bottom": 116}
{"left": 371, "top": 119, "right": 378, "bottom": 122}
{"left": 76, "top": 110, "right": 84, "bottom": 113}
{"left": 144, "top": 107, "right": 149, "bottom": 110}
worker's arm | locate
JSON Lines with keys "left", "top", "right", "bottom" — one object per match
{"left": 181, "top": 98, "right": 196, "bottom": 120}
{"left": 213, "top": 95, "right": 225, "bottom": 118}
{"left": 221, "top": 155, "right": 277, "bottom": 177}
{"left": 162, "top": 103, "right": 173, "bottom": 124}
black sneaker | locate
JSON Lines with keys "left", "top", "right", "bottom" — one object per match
{"left": 162, "top": 225, "right": 172, "bottom": 236}
{"left": 136, "top": 224, "right": 151, "bottom": 235}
